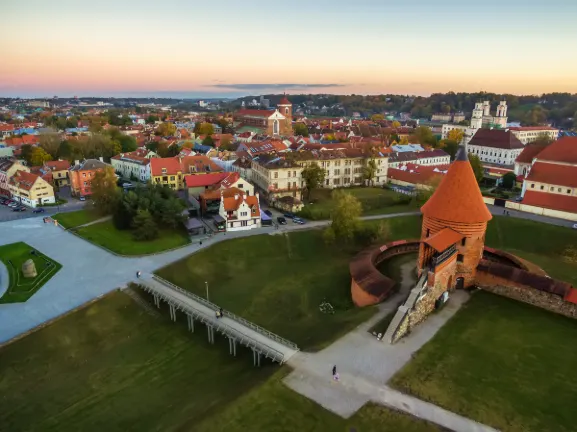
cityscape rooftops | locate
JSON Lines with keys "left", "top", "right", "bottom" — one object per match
{"left": 468, "top": 129, "right": 524, "bottom": 150}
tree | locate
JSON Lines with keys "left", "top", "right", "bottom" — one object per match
{"left": 399, "top": 136, "right": 409, "bottom": 145}
{"left": 523, "top": 106, "right": 548, "bottom": 126}
{"left": 132, "top": 209, "right": 159, "bottom": 241}
{"left": 412, "top": 126, "right": 436, "bottom": 146}
{"left": 301, "top": 163, "right": 326, "bottom": 201}
{"left": 529, "top": 133, "right": 554, "bottom": 147}
{"left": 30, "top": 147, "right": 52, "bottom": 166}
{"left": 468, "top": 154, "right": 484, "bottom": 184}
{"left": 501, "top": 172, "right": 517, "bottom": 189}
{"left": 391, "top": 120, "right": 401, "bottom": 129}
{"left": 119, "top": 135, "right": 137, "bottom": 152}
{"left": 198, "top": 122, "right": 215, "bottom": 136}
{"left": 202, "top": 135, "right": 215, "bottom": 147}
{"left": 439, "top": 139, "right": 460, "bottom": 159}
{"left": 293, "top": 123, "right": 309, "bottom": 137}
{"left": 362, "top": 159, "right": 377, "bottom": 186}
{"left": 219, "top": 136, "right": 234, "bottom": 151}
{"left": 146, "top": 115, "right": 159, "bottom": 124}
{"left": 447, "top": 128, "right": 464, "bottom": 144}
{"left": 90, "top": 166, "right": 120, "bottom": 215}
{"left": 370, "top": 114, "right": 384, "bottom": 122}
{"left": 416, "top": 175, "right": 442, "bottom": 203}
{"left": 20, "top": 145, "right": 34, "bottom": 165}
{"left": 157, "top": 122, "right": 176, "bottom": 137}
{"left": 57, "top": 140, "right": 73, "bottom": 160}
{"left": 38, "top": 132, "right": 61, "bottom": 158}
{"left": 325, "top": 190, "right": 362, "bottom": 242}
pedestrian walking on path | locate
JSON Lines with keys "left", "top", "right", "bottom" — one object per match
{"left": 136, "top": 270, "right": 142, "bottom": 278}
{"left": 332, "top": 365, "right": 337, "bottom": 377}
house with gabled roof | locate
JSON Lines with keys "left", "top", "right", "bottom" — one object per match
{"left": 218, "top": 190, "right": 261, "bottom": 231}
{"left": 8, "top": 170, "right": 55, "bottom": 208}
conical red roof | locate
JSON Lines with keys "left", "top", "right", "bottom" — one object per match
{"left": 279, "top": 95, "right": 291, "bottom": 105}
{"left": 421, "top": 147, "right": 492, "bottom": 223}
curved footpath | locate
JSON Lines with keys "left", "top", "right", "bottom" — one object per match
{"left": 0, "top": 261, "right": 9, "bottom": 299}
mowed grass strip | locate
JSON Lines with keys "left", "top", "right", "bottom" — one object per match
{"left": 53, "top": 209, "right": 102, "bottom": 228}
{"left": 390, "top": 291, "right": 577, "bottom": 432}
{"left": 195, "top": 370, "right": 443, "bottom": 432}
{"left": 156, "top": 217, "right": 423, "bottom": 350}
{"left": 0, "top": 242, "right": 61, "bottom": 303}
{"left": 0, "top": 291, "right": 274, "bottom": 432}
{"left": 73, "top": 220, "right": 190, "bottom": 255}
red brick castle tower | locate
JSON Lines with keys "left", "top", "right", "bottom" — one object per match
{"left": 418, "top": 146, "right": 492, "bottom": 296}
{"left": 277, "top": 94, "right": 293, "bottom": 136}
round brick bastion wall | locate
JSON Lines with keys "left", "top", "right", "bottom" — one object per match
{"left": 350, "top": 240, "right": 577, "bottom": 318}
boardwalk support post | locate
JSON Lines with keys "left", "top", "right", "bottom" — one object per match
{"left": 153, "top": 294, "right": 160, "bottom": 308}
{"left": 187, "top": 314, "right": 194, "bottom": 332}
{"left": 207, "top": 325, "right": 214, "bottom": 344}
{"left": 252, "top": 348, "right": 261, "bottom": 367}
{"left": 228, "top": 337, "right": 237, "bottom": 356}
{"left": 169, "top": 304, "right": 176, "bottom": 321}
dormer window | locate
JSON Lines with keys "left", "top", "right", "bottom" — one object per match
{"left": 162, "top": 168, "right": 167, "bottom": 174}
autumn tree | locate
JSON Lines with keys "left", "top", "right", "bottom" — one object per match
{"left": 447, "top": 128, "right": 464, "bottom": 144}
{"left": 439, "top": 139, "right": 460, "bottom": 159}
{"left": 38, "top": 131, "right": 61, "bottom": 158}
{"left": 194, "top": 122, "right": 214, "bottom": 136}
{"left": 412, "top": 126, "right": 437, "bottom": 146}
{"left": 417, "top": 175, "right": 443, "bottom": 202}
{"left": 90, "top": 166, "right": 120, "bottom": 215}
{"left": 529, "top": 133, "right": 554, "bottom": 146}
{"left": 30, "top": 147, "right": 52, "bottom": 166}
{"left": 501, "top": 172, "right": 517, "bottom": 189}
{"left": 293, "top": 122, "right": 309, "bottom": 137}
{"left": 362, "top": 159, "right": 378, "bottom": 186}
{"left": 468, "top": 154, "right": 484, "bottom": 184}
{"left": 219, "top": 135, "right": 234, "bottom": 151}
{"left": 324, "top": 190, "right": 362, "bottom": 243}
{"left": 391, "top": 120, "right": 401, "bottom": 129}
{"left": 370, "top": 114, "right": 384, "bottom": 122}
{"left": 301, "top": 162, "right": 326, "bottom": 201}
{"left": 523, "top": 106, "right": 548, "bottom": 126}
{"left": 202, "top": 135, "right": 214, "bottom": 147}
{"left": 157, "top": 122, "right": 177, "bottom": 137}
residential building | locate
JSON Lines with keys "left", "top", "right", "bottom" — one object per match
{"left": 388, "top": 149, "right": 450, "bottom": 168}
{"left": 44, "top": 159, "right": 71, "bottom": 187}
{"left": 519, "top": 137, "right": 577, "bottom": 218}
{"left": 508, "top": 126, "right": 559, "bottom": 145}
{"left": 237, "top": 139, "right": 289, "bottom": 157}
{"left": 110, "top": 149, "right": 158, "bottom": 182}
{"left": 150, "top": 155, "right": 222, "bottom": 190}
{"left": 69, "top": 158, "right": 110, "bottom": 197}
{"left": 233, "top": 95, "right": 293, "bottom": 137}
{"left": 388, "top": 163, "right": 448, "bottom": 190}
{"left": 218, "top": 191, "right": 261, "bottom": 231}
{"left": 431, "top": 112, "right": 466, "bottom": 123}
{"left": 0, "top": 124, "right": 15, "bottom": 139}
{"left": 0, "top": 159, "right": 30, "bottom": 197}
{"left": 8, "top": 170, "right": 55, "bottom": 208}
{"left": 467, "top": 129, "right": 524, "bottom": 167}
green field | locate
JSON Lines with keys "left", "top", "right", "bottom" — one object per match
{"left": 73, "top": 220, "right": 190, "bottom": 256}
{"left": 0, "top": 290, "right": 440, "bottom": 432}
{"left": 390, "top": 291, "right": 577, "bottom": 432}
{"left": 0, "top": 242, "right": 61, "bottom": 303}
{"left": 53, "top": 209, "right": 102, "bottom": 228}
{"left": 157, "top": 216, "right": 422, "bottom": 350}
{"left": 298, "top": 187, "right": 419, "bottom": 220}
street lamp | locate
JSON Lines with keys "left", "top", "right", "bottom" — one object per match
{"left": 205, "top": 281, "right": 209, "bottom": 302}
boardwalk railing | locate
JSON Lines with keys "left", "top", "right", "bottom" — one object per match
{"left": 152, "top": 275, "right": 299, "bottom": 351}
{"left": 140, "top": 281, "right": 286, "bottom": 363}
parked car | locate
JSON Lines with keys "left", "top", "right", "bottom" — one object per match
{"left": 12, "top": 207, "right": 26, "bottom": 212}
{"left": 292, "top": 217, "right": 306, "bottom": 225}
{"left": 283, "top": 212, "right": 295, "bottom": 219}
{"left": 8, "top": 202, "right": 18, "bottom": 208}
{"left": 79, "top": 196, "right": 86, "bottom": 201}
{"left": 572, "top": 223, "right": 577, "bottom": 230}
{"left": 277, "top": 216, "right": 287, "bottom": 225}
{"left": 264, "top": 209, "right": 273, "bottom": 217}
{"left": 33, "top": 208, "right": 45, "bottom": 213}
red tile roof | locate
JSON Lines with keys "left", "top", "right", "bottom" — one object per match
{"left": 421, "top": 147, "right": 492, "bottom": 223}
{"left": 388, "top": 165, "right": 447, "bottom": 186}
{"left": 522, "top": 191, "right": 577, "bottom": 213}
{"left": 468, "top": 129, "right": 524, "bottom": 150}
{"left": 8, "top": 170, "right": 41, "bottom": 191}
{"left": 534, "top": 137, "right": 577, "bottom": 164}
{"left": 150, "top": 156, "right": 222, "bottom": 177}
{"left": 220, "top": 172, "right": 240, "bottom": 188}
{"left": 223, "top": 195, "right": 260, "bottom": 216}
{"left": 236, "top": 109, "right": 275, "bottom": 118}
{"left": 515, "top": 143, "right": 548, "bottom": 164}
{"left": 526, "top": 161, "right": 577, "bottom": 188}
{"left": 279, "top": 96, "right": 291, "bottom": 105}
{"left": 45, "top": 160, "right": 71, "bottom": 171}
{"left": 425, "top": 227, "right": 464, "bottom": 252}
{"left": 0, "top": 124, "right": 15, "bottom": 132}
{"left": 184, "top": 172, "right": 229, "bottom": 188}
{"left": 4, "top": 135, "right": 40, "bottom": 146}
{"left": 508, "top": 126, "right": 557, "bottom": 131}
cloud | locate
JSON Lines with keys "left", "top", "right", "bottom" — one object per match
{"left": 207, "top": 83, "right": 346, "bottom": 91}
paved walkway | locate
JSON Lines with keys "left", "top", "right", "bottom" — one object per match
{"left": 139, "top": 275, "right": 299, "bottom": 363}
{"left": 284, "top": 290, "right": 498, "bottom": 431}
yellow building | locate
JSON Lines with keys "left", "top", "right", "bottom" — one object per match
{"left": 8, "top": 170, "right": 55, "bottom": 208}
{"left": 44, "top": 160, "right": 71, "bottom": 187}
{"left": 150, "top": 155, "right": 222, "bottom": 190}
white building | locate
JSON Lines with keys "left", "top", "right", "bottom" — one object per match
{"left": 219, "top": 191, "right": 262, "bottom": 231}
{"left": 508, "top": 126, "right": 559, "bottom": 145}
{"left": 442, "top": 101, "right": 509, "bottom": 145}
{"left": 110, "top": 149, "right": 158, "bottom": 182}
{"left": 388, "top": 149, "right": 450, "bottom": 169}
{"left": 467, "top": 129, "right": 524, "bottom": 166}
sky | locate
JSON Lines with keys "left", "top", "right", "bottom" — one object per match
{"left": 1, "top": 0, "right": 577, "bottom": 98}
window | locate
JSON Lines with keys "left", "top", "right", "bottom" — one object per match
{"left": 325, "top": 179, "right": 329, "bottom": 186}
{"left": 558, "top": 188, "right": 562, "bottom": 192}
{"left": 530, "top": 183, "right": 534, "bottom": 188}
{"left": 333, "top": 178, "right": 340, "bottom": 185}
{"left": 241, "top": 220, "right": 248, "bottom": 227}
{"left": 457, "top": 254, "right": 464, "bottom": 263}
{"left": 274, "top": 172, "right": 278, "bottom": 179}
{"left": 288, "top": 171, "right": 291, "bottom": 178}
{"left": 426, "top": 229, "right": 430, "bottom": 237}
{"left": 293, "top": 171, "right": 296, "bottom": 177}
{"left": 170, "top": 176, "right": 175, "bottom": 181}
{"left": 241, "top": 211, "right": 247, "bottom": 217}
{"left": 273, "top": 183, "right": 278, "bottom": 189}
{"left": 568, "top": 189, "right": 572, "bottom": 194}
{"left": 293, "top": 181, "right": 296, "bottom": 188}
{"left": 82, "top": 173, "right": 86, "bottom": 178}
{"left": 461, "top": 238, "right": 466, "bottom": 246}
{"left": 334, "top": 169, "right": 340, "bottom": 175}
{"left": 162, "top": 168, "right": 167, "bottom": 174}
{"left": 540, "top": 185, "right": 544, "bottom": 190}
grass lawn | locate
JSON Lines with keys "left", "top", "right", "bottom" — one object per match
{"left": 156, "top": 216, "right": 423, "bottom": 350}
{"left": 390, "top": 291, "right": 577, "bottom": 432}
{"left": 299, "top": 187, "right": 419, "bottom": 220}
{"left": 195, "top": 370, "right": 443, "bottom": 432}
{"left": 73, "top": 220, "right": 190, "bottom": 256}
{"left": 0, "top": 290, "right": 275, "bottom": 432}
{"left": 0, "top": 242, "right": 61, "bottom": 303}
{"left": 53, "top": 209, "right": 102, "bottom": 228}
{"left": 0, "top": 290, "right": 438, "bottom": 432}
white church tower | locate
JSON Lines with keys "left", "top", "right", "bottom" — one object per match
{"left": 494, "top": 101, "right": 508, "bottom": 128}
{"left": 471, "top": 102, "right": 484, "bottom": 129}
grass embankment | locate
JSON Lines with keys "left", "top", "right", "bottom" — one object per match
{"left": 0, "top": 242, "right": 61, "bottom": 303}
{"left": 390, "top": 291, "right": 577, "bottom": 432}
{"left": 0, "top": 290, "right": 441, "bottom": 431}
{"left": 73, "top": 220, "right": 190, "bottom": 256}
{"left": 157, "top": 216, "right": 422, "bottom": 350}
{"left": 53, "top": 209, "right": 102, "bottom": 229}
{"left": 299, "top": 187, "right": 419, "bottom": 220}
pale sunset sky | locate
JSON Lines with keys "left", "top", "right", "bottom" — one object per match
{"left": 1, "top": 0, "right": 576, "bottom": 98}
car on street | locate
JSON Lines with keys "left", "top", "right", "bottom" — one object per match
{"left": 283, "top": 212, "right": 295, "bottom": 219}
{"left": 292, "top": 217, "right": 306, "bottom": 225}
{"left": 572, "top": 223, "right": 577, "bottom": 230}
{"left": 277, "top": 216, "right": 287, "bottom": 225}
{"left": 8, "top": 202, "right": 18, "bottom": 208}
{"left": 12, "top": 207, "right": 26, "bottom": 212}
{"left": 33, "top": 208, "right": 45, "bottom": 213}
{"left": 264, "top": 209, "right": 273, "bottom": 217}
{"left": 79, "top": 196, "right": 86, "bottom": 201}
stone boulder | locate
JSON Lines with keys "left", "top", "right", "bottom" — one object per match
{"left": 22, "top": 259, "right": 37, "bottom": 278}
